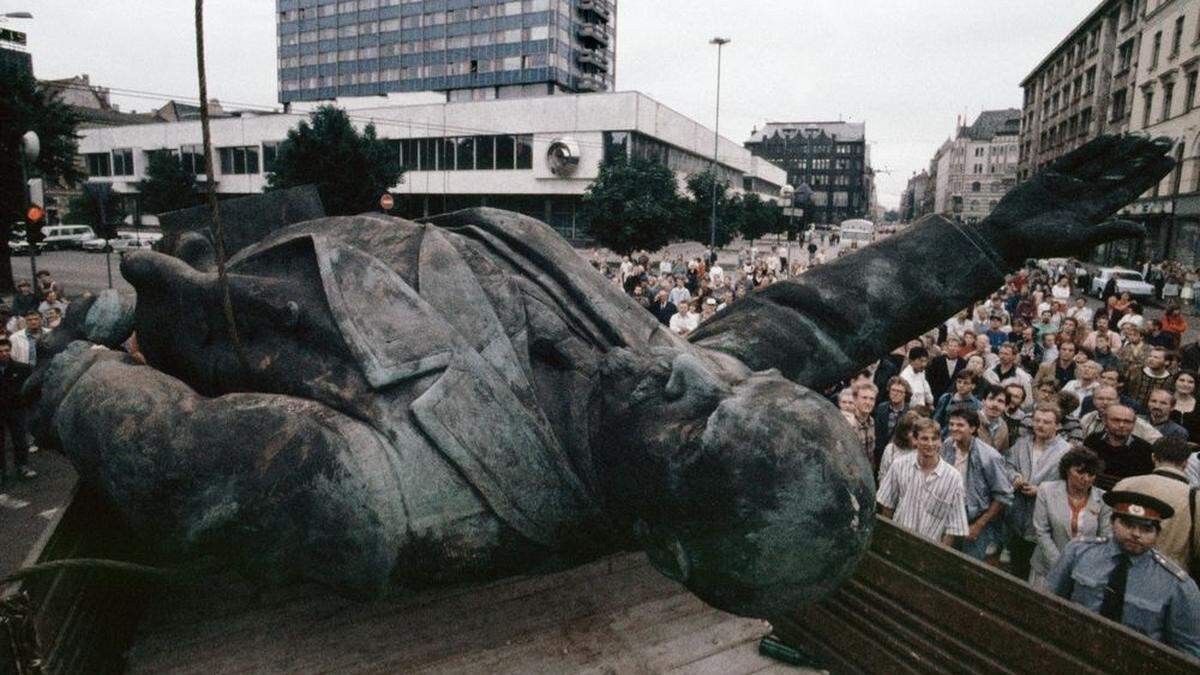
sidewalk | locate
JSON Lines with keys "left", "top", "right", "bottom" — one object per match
{"left": 0, "top": 450, "right": 76, "bottom": 579}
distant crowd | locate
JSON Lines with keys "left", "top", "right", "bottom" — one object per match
{"left": 0, "top": 270, "right": 68, "bottom": 484}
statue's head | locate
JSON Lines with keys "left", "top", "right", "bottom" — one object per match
{"left": 603, "top": 348, "right": 875, "bottom": 619}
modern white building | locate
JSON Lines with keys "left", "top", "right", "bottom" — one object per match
{"left": 76, "top": 90, "right": 786, "bottom": 241}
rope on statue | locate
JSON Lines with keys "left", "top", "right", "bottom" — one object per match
{"left": 194, "top": 0, "right": 250, "bottom": 373}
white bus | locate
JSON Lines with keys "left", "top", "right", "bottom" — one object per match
{"left": 838, "top": 219, "right": 876, "bottom": 248}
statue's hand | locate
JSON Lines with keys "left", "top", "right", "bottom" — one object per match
{"left": 980, "top": 135, "right": 1175, "bottom": 267}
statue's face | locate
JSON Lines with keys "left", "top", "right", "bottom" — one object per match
{"left": 606, "top": 350, "right": 875, "bottom": 619}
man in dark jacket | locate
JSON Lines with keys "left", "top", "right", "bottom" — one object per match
{"left": 0, "top": 338, "right": 35, "bottom": 482}
{"left": 927, "top": 336, "right": 967, "bottom": 401}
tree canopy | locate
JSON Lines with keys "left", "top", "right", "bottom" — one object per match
{"left": 266, "top": 105, "right": 402, "bottom": 216}
{"left": 681, "top": 169, "right": 741, "bottom": 248}
{"left": 67, "top": 186, "right": 124, "bottom": 231}
{"left": 737, "top": 192, "right": 785, "bottom": 244}
{"left": 580, "top": 157, "right": 686, "bottom": 255}
{"left": 138, "top": 150, "right": 202, "bottom": 215}
{"left": 0, "top": 72, "right": 82, "bottom": 290}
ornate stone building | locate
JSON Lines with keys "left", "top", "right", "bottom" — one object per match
{"left": 928, "top": 110, "right": 1021, "bottom": 224}
{"left": 744, "top": 121, "right": 870, "bottom": 225}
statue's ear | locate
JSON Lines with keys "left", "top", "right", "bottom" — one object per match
{"left": 309, "top": 234, "right": 457, "bottom": 389}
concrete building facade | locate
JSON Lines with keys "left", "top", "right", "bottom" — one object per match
{"left": 75, "top": 91, "right": 785, "bottom": 242}
{"left": 900, "top": 170, "right": 930, "bottom": 222}
{"left": 1020, "top": 0, "right": 1200, "bottom": 267}
{"left": 927, "top": 110, "right": 1021, "bottom": 224}
{"left": 276, "top": 0, "right": 615, "bottom": 104}
{"left": 743, "top": 121, "right": 872, "bottom": 225}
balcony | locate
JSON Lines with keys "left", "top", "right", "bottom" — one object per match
{"left": 577, "top": 0, "right": 611, "bottom": 23}
{"left": 576, "top": 73, "right": 607, "bottom": 92}
{"left": 575, "top": 48, "right": 608, "bottom": 69}
{"left": 576, "top": 24, "right": 609, "bottom": 48}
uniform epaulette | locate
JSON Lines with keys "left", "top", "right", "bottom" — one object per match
{"left": 1085, "top": 536, "right": 1109, "bottom": 543}
{"left": 1151, "top": 550, "right": 1189, "bottom": 581}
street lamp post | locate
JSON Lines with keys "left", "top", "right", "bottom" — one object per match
{"left": 709, "top": 37, "right": 730, "bottom": 257}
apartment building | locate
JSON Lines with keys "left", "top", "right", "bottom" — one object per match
{"left": 927, "top": 110, "right": 1021, "bottom": 224}
{"left": 276, "top": 0, "right": 615, "bottom": 104}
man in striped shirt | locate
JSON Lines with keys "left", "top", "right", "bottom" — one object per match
{"left": 877, "top": 417, "right": 970, "bottom": 546}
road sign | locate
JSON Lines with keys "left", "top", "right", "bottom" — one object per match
{"left": 380, "top": 193, "right": 394, "bottom": 211}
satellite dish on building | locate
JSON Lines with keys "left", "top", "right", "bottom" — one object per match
{"left": 547, "top": 137, "right": 581, "bottom": 177}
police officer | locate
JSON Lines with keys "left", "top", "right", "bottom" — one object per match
{"left": 1045, "top": 490, "right": 1200, "bottom": 656}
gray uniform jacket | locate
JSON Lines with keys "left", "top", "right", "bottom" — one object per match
{"left": 1046, "top": 537, "right": 1200, "bottom": 656}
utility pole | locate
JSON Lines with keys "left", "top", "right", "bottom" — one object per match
{"left": 709, "top": 37, "right": 730, "bottom": 256}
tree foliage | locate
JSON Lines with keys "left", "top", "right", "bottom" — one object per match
{"left": 737, "top": 193, "right": 785, "bottom": 243}
{"left": 67, "top": 187, "right": 124, "bottom": 230}
{"left": 681, "top": 169, "right": 741, "bottom": 248}
{"left": 265, "top": 105, "right": 402, "bottom": 216}
{"left": 0, "top": 72, "right": 82, "bottom": 290}
{"left": 138, "top": 151, "right": 201, "bottom": 215}
{"left": 581, "top": 157, "right": 685, "bottom": 255}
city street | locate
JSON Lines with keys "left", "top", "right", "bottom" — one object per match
{"left": 11, "top": 249, "right": 134, "bottom": 297}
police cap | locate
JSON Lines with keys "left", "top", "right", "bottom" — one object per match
{"left": 1103, "top": 490, "right": 1175, "bottom": 526}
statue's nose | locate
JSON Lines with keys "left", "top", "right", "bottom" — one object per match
{"left": 121, "top": 251, "right": 213, "bottom": 295}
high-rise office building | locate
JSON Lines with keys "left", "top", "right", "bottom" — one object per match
{"left": 276, "top": 0, "right": 615, "bottom": 104}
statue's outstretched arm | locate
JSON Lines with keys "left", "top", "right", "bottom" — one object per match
{"left": 690, "top": 135, "right": 1175, "bottom": 392}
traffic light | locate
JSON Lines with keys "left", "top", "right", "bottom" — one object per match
{"left": 26, "top": 205, "right": 45, "bottom": 244}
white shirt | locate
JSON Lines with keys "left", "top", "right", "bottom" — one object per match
{"left": 659, "top": 260, "right": 673, "bottom": 275}
{"left": 669, "top": 312, "right": 700, "bottom": 336}
{"left": 1051, "top": 284, "right": 1071, "bottom": 301}
{"left": 1066, "top": 305, "right": 1094, "bottom": 326}
{"left": 943, "top": 317, "right": 972, "bottom": 340}
{"left": 708, "top": 265, "right": 724, "bottom": 282}
{"left": 900, "top": 365, "right": 934, "bottom": 408}
{"left": 876, "top": 453, "right": 970, "bottom": 543}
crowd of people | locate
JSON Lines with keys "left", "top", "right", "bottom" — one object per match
{"left": 610, "top": 246, "right": 1200, "bottom": 654}
{"left": 0, "top": 270, "right": 67, "bottom": 484}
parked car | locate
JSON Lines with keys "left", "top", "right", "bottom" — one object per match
{"left": 83, "top": 232, "right": 161, "bottom": 253}
{"left": 8, "top": 238, "right": 45, "bottom": 256}
{"left": 42, "top": 224, "right": 96, "bottom": 250}
{"left": 1089, "top": 267, "right": 1155, "bottom": 298}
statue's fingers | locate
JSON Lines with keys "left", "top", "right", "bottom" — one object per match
{"left": 1074, "top": 134, "right": 1170, "bottom": 182}
{"left": 1085, "top": 219, "right": 1146, "bottom": 248}
{"left": 1046, "top": 134, "right": 1121, "bottom": 177}
{"left": 1094, "top": 155, "right": 1176, "bottom": 217}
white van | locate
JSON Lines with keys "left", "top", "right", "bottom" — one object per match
{"left": 42, "top": 224, "right": 96, "bottom": 250}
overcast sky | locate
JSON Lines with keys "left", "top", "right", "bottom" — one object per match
{"left": 12, "top": 0, "right": 1101, "bottom": 208}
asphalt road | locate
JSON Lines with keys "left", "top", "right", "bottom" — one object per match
{"left": 11, "top": 249, "right": 135, "bottom": 297}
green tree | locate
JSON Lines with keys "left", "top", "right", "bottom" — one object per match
{"left": 580, "top": 157, "right": 684, "bottom": 255}
{"left": 681, "top": 169, "right": 740, "bottom": 248}
{"left": 266, "top": 105, "right": 402, "bottom": 216}
{"left": 737, "top": 193, "right": 784, "bottom": 246}
{"left": 138, "top": 151, "right": 201, "bottom": 215}
{"left": 67, "top": 186, "right": 124, "bottom": 231}
{"left": 0, "top": 72, "right": 82, "bottom": 290}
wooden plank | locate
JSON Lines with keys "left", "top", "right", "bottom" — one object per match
{"left": 777, "top": 605, "right": 923, "bottom": 675}
{"left": 869, "top": 519, "right": 1200, "bottom": 673}
{"left": 849, "top": 554, "right": 1099, "bottom": 674}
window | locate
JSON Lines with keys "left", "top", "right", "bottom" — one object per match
{"left": 400, "top": 139, "right": 419, "bottom": 171}
{"left": 1118, "top": 39, "right": 1135, "bottom": 73}
{"left": 476, "top": 136, "right": 495, "bottom": 170}
{"left": 218, "top": 146, "right": 260, "bottom": 175}
{"left": 455, "top": 137, "right": 475, "bottom": 170}
{"left": 418, "top": 138, "right": 438, "bottom": 171}
{"left": 1163, "top": 81, "right": 1175, "bottom": 121}
{"left": 1172, "top": 15, "right": 1185, "bottom": 57}
{"left": 111, "top": 148, "right": 134, "bottom": 176}
{"left": 1151, "top": 31, "right": 1162, "bottom": 69}
{"left": 496, "top": 134, "right": 516, "bottom": 168}
{"left": 1112, "top": 88, "right": 1128, "bottom": 120}
{"left": 971, "top": 181, "right": 981, "bottom": 192}
{"left": 86, "top": 153, "right": 111, "bottom": 177}
{"left": 1188, "top": 71, "right": 1199, "bottom": 112}
{"left": 262, "top": 141, "right": 282, "bottom": 173}
{"left": 180, "top": 145, "right": 204, "bottom": 175}
{"left": 1144, "top": 91, "right": 1155, "bottom": 127}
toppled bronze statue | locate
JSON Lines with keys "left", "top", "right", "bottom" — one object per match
{"left": 28, "top": 135, "right": 1174, "bottom": 620}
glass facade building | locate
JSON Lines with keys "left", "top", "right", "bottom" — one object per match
{"left": 276, "top": 0, "right": 615, "bottom": 104}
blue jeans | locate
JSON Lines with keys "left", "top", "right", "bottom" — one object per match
{"left": 959, "top": 521, "right": 999, "bottom": 560}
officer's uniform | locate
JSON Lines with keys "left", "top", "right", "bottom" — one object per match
{"left": 1045, "top": 491, "right": 1200, "bottom": 657}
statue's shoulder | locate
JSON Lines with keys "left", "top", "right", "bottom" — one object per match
{"left": 423, "top": 208, "right": 664, "bottom": 350}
